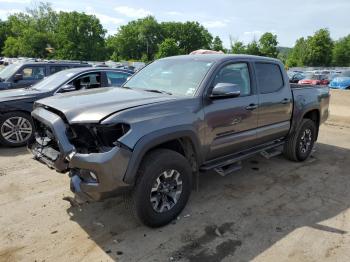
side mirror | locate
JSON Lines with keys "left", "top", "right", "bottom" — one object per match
{"left": 13, "top": 73, "right": 23, "bottom": 82}
{"left": 60, "top": 84, "right": 76, "bottom": 93}
{"left": 210, "top": 83, "right": 241, "bottom": 99}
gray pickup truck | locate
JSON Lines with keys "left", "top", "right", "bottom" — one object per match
{"left": 29, "top": 55, "right": 330, "bottom": 227}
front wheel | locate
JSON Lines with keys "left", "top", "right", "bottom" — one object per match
{"left": 133, "top": 149, "right": 192, "bottom": 227}
{"left": 284, "top": 119, "right": 317, "bottom": 161}
{"left": 0, "top": 112, "right": 33, "bottom": 147}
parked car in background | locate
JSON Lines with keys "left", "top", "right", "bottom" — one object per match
{"left": 329, "top": 70, "right": 350, "bottom": 90}
{"left": 298, "top": 73, "right": 329, "bottom": 85}
{"left": 0, "top": 61, "right": 91, "bottom": 90}
{"left": 28, "top": 54, "right": 329, "bottom": 227}
{"left": 0, "top": 67, "right": 133, "bottom": 147}
{"left": 288, "top": 71, "right": 305, "bottom": 83}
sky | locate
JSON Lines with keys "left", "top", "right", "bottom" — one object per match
{"left": 0, "top": 0, "right": 349, "bottom": 48}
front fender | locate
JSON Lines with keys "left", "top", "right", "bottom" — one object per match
{"left": 123, "top": 125, "right": 202, "bottom": 184}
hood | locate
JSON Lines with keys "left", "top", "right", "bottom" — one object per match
{"left": 36, "top": 87, "right": 176, "bottom": 123}
{"left": 0, "top": 88, "right": 46, "bottom": 102}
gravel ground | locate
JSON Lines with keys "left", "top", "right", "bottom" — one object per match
{"left": 0, "top": 90, "right": 350, "bottom": 262}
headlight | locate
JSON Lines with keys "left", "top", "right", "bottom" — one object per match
{"left": 94, "top": 123, "right": 130, "bottom": 147}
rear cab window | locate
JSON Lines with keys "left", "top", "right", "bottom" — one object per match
{"left": 255, "top": 63, "right": 284, "bottom": 94}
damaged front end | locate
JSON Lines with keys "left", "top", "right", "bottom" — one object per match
{"left": 28, "top": 107, "right": 133, "bottom": 201}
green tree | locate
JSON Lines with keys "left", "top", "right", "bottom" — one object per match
{"left": 332, "top": 35, "right": 350, "bottom": 66}
{"left": 107, "top": 16, "right": 162, "bottom": 61}
{"left": 2, "top": 3, "right": 57, "bottom": 58}
{"left": 230, "top": 39, "right": 246, "bottom": 54}
{"left": 246, "top": 39, "right": 261, "bottom": 55}
{"left": 0, "top": 20, "right": 11, "bottom": 55}
{"left": 212, "top": 36, "right": 224, "bottom": 51}
{"left": 179, "top": 21, "right": 212, "bottom": 53}
{"left": 156, "top": 38, "right": 180, "bottom": 58}
{"left": 304, "top": 28, "right": 333, "bottom": 66}
{"left": 259, "top": 32, "right": 279, "bottom": 58}
{"left": 53, "top": 11, "right": 106, "bottom": 60}
{"left": 107, "top": 18, "right": 213, "bottom": 61}
{"left": 286, "top": 37, "right": 308, "bottom": 67}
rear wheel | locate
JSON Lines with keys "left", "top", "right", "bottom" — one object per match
{"left": 284, "top": 119, "right": 317, "bottom": 162}
{"left": 133, "top": 149, "right": 192, "bottom": 227}
{"left": 0, "top": 112, "right": 33, "bottom": 147}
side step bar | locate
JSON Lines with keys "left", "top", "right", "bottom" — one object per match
{"left": 200, "top": 140, "right": 285, "bottom": 172}
{"left": 214, "top": 161, "right": 242, "bottom": 177}
{"left": 260, "top": 148, "right": 282, "bottom": 159}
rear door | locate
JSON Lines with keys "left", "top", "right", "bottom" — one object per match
{"left": 204, "top": 61, "right": 259, "bottom": 160}
{"left": 255, "top": 62, "right": 293, "bottom": 144}
{"left": 48, "top": 65, "right": 70, "bottom": 75}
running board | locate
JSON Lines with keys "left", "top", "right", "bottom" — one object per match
{"left": 214, "top": 161, "right": 242, "bottom": 177}
{"left": 200, "top": 140, "right": 285, "bottom": 172}
{"left": 260, "top": 148, "right": 282, "bottom": 159}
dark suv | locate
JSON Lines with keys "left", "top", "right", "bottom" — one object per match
{"left": 0, "top": 61, "right": 91, "bottom": 90}
{"left": 0, "top": 67, "right": 133, "bottom": 147}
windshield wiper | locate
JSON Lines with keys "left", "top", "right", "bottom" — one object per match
{"left": 143, "top": 89, "right": 172, "bottom": 95}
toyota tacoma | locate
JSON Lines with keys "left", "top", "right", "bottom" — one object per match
{"left": 28, "top": 55, "right": 330, "bottom": 227}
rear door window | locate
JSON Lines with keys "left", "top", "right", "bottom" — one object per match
{"left": 49, "top": 66, "right": 69, "bottom": 74}
{"left": 69, "top": 72, "right": 102, "bottom": 90}
{"left": 106, "top": 71, "right": 130, "bottom": 87}
{"left": 255, "top": 63, "right": 284, "bottom": 94}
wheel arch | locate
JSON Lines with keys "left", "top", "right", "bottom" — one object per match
{"left": 123, "top": 127, "right": 202, "bottom": 184}
{"left": 302, "top": 109, "right": 320, "bottom": 140}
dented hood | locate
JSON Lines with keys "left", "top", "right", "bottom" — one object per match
{"left": 35, "top": 87, "right": 175, "bottom": 123}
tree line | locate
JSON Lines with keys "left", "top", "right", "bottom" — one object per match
{"left": 0, "top": 2, "right": 349, "bottom": 66}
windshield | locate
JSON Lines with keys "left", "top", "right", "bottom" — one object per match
{"left": 124, "top": 58, "right": 214, "bottom": 96}
{"left": 339, "top": 71, "right": 350, "bottom": 77}
{"left": 31, "top": 70, "right": 76, "bottom": 91}
{"left": 0, "top": 64, "right": 22, "bottom": 80}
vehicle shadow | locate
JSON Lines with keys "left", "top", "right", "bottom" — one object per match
{"left": 66, "top": 142, "right": 350, "bottom": 261}
{"left": 0, "top": 145, "right": 28, "bottom": 157}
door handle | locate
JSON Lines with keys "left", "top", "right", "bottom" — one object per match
{"left": 281, "top": 98, "right": 290, "bottom": 104}
{"left": 245, "top": 104, "right": 258, "bottom": 110}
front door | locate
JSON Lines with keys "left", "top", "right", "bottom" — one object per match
{"left": 12, "top": 65, "right": 46, "bottom": 88}
{"left": 204, "top": 62, "right": 258, "bottom": 160}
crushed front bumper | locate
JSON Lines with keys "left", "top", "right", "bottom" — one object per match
{"left": 29, "top": 107, "right": 132, "bottom": 201}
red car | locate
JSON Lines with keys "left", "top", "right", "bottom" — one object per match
{"left": 298, "top": 74, "right": 329, "bottom": 85}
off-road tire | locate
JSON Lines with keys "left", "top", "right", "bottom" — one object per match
{"left": 284, "top": 119, "right": 317, "bottom": 162}
{"left": 133, "top": 149, "right": 192, "bottom": 227}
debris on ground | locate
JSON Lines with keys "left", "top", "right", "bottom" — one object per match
{"left": 93, "top": 221, "right": 105, "bottom": 228}
{"left": 215, "top": 228, "right": 222, "bottom": 237}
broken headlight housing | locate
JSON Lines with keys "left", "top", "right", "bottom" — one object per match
{"left": 66, "top": 123, "right": 130, "bottom": 153}
{"left": 93, "top": 123, "right": 130, "bottom": 147}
